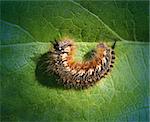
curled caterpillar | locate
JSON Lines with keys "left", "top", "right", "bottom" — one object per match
{"left": 46, "top": 39, "right": 116, "bottom": 89}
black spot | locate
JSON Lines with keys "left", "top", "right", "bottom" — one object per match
{"left": 53, "top": 42, "right": 59, "bottom": 50}
{"left": 111, "top": 60, "right": 115, "bottom": 63}
{"left": 67, "top": 44, "right": 72, "bottom": 47}
{"left": 106, "top": 48, "right": 110, "bottom": 53}
{"left": 61, "top": 51, "right": 69, "bottom": 54}
{"left": 112, "top": 55, "right": 115, "bottom": 59}
{"left": 104, "top": 72, "right": 107, "bottom": 76}
{"left": 105, "top": 57, "right": 109, "bottom": 63}
{"left": 107, "top": 68, "right": 110, "bottom": 72}
{"left": 92, "top": 71, "right": 95, "bottom": 75}
{"left": 100, "top": 66, "right": 104, "bottom": 73}
{"left": 111, "top": 50, "right": 115, "bottom": 55}
{"left": 96, "top": 74, "right": 101, "bottom": 81}
{"left": 96, "top": 68, "right": 99, "bottom": 74}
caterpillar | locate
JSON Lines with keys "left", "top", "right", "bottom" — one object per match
{"left": 46, "top": 39, "right": 116, "bottom": 89}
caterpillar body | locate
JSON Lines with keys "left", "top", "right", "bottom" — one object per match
{"left": 46, "top": 39, "right": 115, "bottom": 89}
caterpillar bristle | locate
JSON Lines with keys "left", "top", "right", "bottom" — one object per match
{"left": 46, "top": 39, "right": 115, "bottom": 89}
{"left": 112, "top": 40, "right": 116, "bottom": 49}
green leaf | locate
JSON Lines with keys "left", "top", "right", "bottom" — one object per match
{"left": 1, "top": 1, "right": 149, "bottom": 122}
{"left": 76, "top": 1, "right": 149, "bottom": 42}
{"left": 0, "top": 1, "right": 122, "bottom": 43}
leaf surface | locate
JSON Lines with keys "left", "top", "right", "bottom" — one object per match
{"left": 0, "top": 1, "right": 149, "bottom": 122}
{"left": 76, "top": 1, "right": 149, "bottom": 42}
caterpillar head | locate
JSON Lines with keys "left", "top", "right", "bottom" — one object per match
{"left": 53, "top": 40, "right": 73, "bottom": 51}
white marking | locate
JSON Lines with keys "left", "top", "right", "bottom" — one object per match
{"left": 71, "top": 69, "right": 77, "bottom": 74}
{"left": 61, "top": 53, "right": 68, "bottom": 60}
{"left": 65, "top": 67, "right": 71, "bottom": 71}
{"left": 52, "top": 54, "right": 58, "bottom": 58}
{"left": 76, "top": 80, "right": 80, "bottom": 83}
{"left": 63, "top": 61, "right": 68, "bottom": 66}
{"left": 78, "top": 70, "right": 85, "bottom": 76}
{"left": 102, "top": 57, "right": 107, "bottom": 64}
{"left": 103, "top": 50, "right": 107, "bottom": 56}
{"left": 88, "top": 69, "right": 94, "bottom": 75}
{"left": 96, "top": 65, "right": 101, "bottom": 71}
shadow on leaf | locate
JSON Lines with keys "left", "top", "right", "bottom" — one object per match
{"left": 35, "top": 52, "right": 63, "bottom": 89}
{"left": 83, "top": 49, "right": 96, "bottom": 61}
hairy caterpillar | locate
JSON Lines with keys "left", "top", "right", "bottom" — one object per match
{"left": 46, "top": 39, "right": 116, "bottom": 89}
